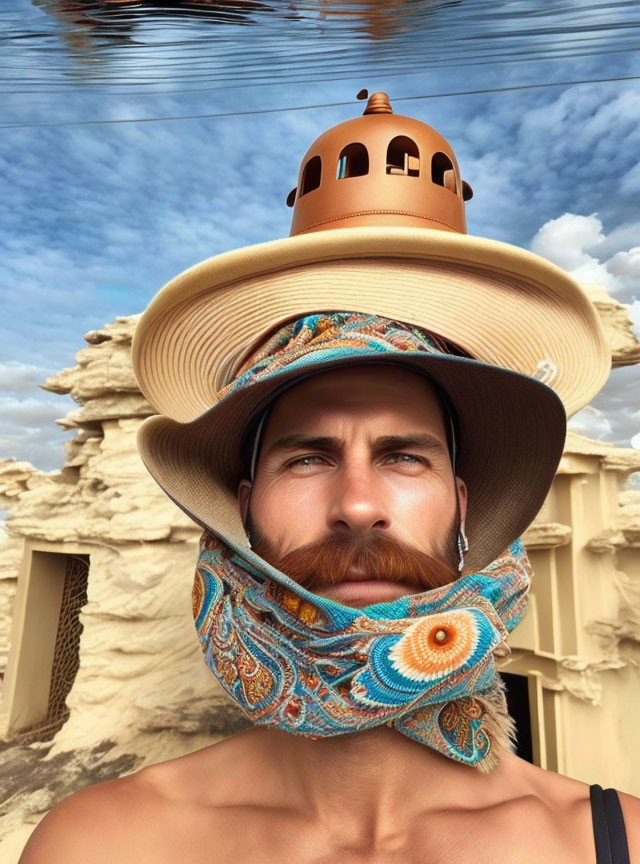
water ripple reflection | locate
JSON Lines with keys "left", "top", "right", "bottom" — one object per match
{"left": 2, "top": 1, "right": 639, "bottom": 95}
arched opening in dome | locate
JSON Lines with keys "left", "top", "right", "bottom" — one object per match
{"left": 386, "top": 136, "right": 420, "bottom": 176}
{"left": 300, "top": 155, "right": 322, "bottom": 196}
{"left": 336, "top": 143, "right": 369, "bottom": 179}
{"left": 431, "top": 151, "right": 457, "bottom": 193}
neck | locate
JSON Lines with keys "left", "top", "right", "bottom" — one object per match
{"left": 234, "top": 723, "right": 528, "bottom": 839}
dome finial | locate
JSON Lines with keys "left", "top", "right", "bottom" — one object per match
{"left": 363, "top": 91, "right": 393, "bottom": 115}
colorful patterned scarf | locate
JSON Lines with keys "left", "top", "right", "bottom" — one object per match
{"left": 191, "top": 312, "right": 532, "bottom": 772}
{"left": 193, "top": 530, "right": 531, "bottom": 773}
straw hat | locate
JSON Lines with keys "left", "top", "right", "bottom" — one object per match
{"left": 133, "top": 91, "right": 609, "bottom": 424}
{"left": 131, "top": 91, "right": 609, "bottom": 571}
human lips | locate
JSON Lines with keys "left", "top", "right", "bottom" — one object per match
{"left": 314, "top": 572, "right": 419, "bottom": 606}
{"left": 339, "top": 568, "right": 375, "bottom": 582}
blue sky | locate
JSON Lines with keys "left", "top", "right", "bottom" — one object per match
{"left": 1, "top": 0, "right": 639, "bottom": 469}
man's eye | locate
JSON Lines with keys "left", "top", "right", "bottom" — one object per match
{"left": 288, "top": 455, "right": 329, "bottom": 470}
{"left": 384, "top": 453, "right": 425, "bottom": 465}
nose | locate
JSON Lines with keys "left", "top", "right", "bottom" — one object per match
{"left": 326, "top": 458, "right": 391, "bottom": 535}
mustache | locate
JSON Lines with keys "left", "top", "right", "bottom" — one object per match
{"left": 249, "top": 528, "right": 458, "bottom": 592}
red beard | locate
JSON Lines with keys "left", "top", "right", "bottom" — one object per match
{"left": 249, "top": 525, "right": 458, "bottom": 593}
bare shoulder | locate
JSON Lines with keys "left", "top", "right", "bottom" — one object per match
{"left": 518, "top": 757, "right": 640, "bottom": 859}
{"left": 541, "top": 766, "right": 640, "bottom": 859}
{"left": 18, "top": 740, "right": 241, "bottom": 864}
{"left": 18, "top": 768, "right": 164, "bottom": 864}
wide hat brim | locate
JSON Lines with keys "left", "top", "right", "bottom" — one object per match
{"left": 136, "top": 346, "right": 566, "bottom": 575}
{"left": 132, "top": 226, "right": 610, "bottom": 423}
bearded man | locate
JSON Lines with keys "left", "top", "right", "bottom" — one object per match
{"left": 19, "top": 92, "right": 639, "bottom": 862}
{"left": 20, "top": 311, "right": 639, "bottom": 864}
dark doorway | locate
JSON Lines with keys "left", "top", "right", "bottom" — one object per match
{"left": 502, "top": 672, "right": 533, "bottom": 763}
{"left": 12, "top": 553, "right": 89, "bottom": 745}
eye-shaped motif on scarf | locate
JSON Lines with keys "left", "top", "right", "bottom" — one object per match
{"left": 388, "top": 610, "right": 480, "bottom": 682}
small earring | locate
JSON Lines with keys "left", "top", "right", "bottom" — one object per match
{"left": 457, "top": 528, "right": 469, "bottom": 572}
{"left": 246, "top": 531, "right": 252, "bottom": 549}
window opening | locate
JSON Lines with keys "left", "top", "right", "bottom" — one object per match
{"left": 336, "top": 143, "right": 369, "bottom": 179}
{"left": 386, "top": 136, "right": 419, "bottom": 176}
{"left": 300, "top": 155, "right": 322, "bottom": 196}
{"left": 431, "top": 152, "right": 457, "bottom": 193}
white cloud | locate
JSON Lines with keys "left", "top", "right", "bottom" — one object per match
{"left": 0, "top": 394, "right": 75, "bottom": 472}
{"left": 0, "top": 428, "right": 72, "bottom": 473}
{"left": 0, "top": 361, "right": 56, "bottom": 393}
{"left": 584, "top": 365, "right": 640, "bottom": 448}
{"left": 529, "top": 213, "right": 640, "bottom": 302}
{"left": 606, "top": 247, "right": 640, "bottom": 297}
{"left": 0, "top": 395, "right": 66, "bottom": 429}
{"left": 568, "top": 405, "right": 613, "bottom": 440}
{"left": 530, "top": 212, "right": 605, "bottom": 270}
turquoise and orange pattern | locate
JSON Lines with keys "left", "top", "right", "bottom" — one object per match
{"left": 218, "top": 310, "right": 467, "bottom": 402}
{"left": 192, "top": 529, "right": 531, "bottom": 773}
{"left": 191, "top": 311, "right": 531, "bottom": 772}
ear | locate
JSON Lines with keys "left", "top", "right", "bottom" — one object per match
{"left": 237, "top": 479, "right": 252, "bottom": 525}
{"left": 455, "top": 476, "right": 468, "bottom": 529}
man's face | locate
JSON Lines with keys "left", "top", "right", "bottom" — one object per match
{"left": 237, "top": 364, "right": 468, "bottom": 608}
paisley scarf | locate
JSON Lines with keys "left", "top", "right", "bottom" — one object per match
{"left": 190, "top": 311, "right": 532, "bottom": 772}
{"left": 192, "top": 530, "right": 531, "bottom": 773}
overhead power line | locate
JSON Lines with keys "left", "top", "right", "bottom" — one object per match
{"left": 2, "top": 73, "right": 639, "bottom": 130}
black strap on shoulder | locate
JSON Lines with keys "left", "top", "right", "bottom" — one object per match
{"left": 590, "top": 784, "right": 630, "bottom": 864}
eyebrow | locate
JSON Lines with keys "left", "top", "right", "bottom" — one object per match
{"left": 264, "top": 433, "right": 448, "bottom": 458}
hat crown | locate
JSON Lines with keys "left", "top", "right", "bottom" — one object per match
{"left": 287, "top": 91, "right": 473, "bottom": 236}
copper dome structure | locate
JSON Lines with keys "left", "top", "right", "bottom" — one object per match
{"left": 287, "top": 90, "right": 473, "bottom": 236}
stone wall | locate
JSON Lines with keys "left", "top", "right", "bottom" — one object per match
{"left": 0, "top": 317, "right": 244, "bottom": 860}
{"left": 514, "top": 432, "right": 640, "bottom": 785}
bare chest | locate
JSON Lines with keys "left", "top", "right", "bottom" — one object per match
{"left": 137, "top": 797, "right": 597, "bottom": 864}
